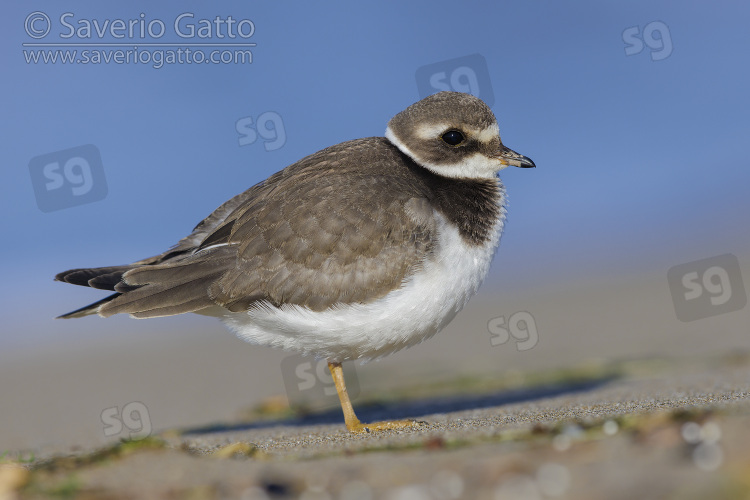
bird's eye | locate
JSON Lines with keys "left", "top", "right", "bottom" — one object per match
{"left": 441, "top": 130, "right": 465, "bottom": 146}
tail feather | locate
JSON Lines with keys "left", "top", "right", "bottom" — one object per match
{"left": 129, "top": 297, "right": 220, "bottom": 319}
{"left": 56, "top": 293, "right": 121, "bottom": 319}
{"left": 88, "top": 270, "right": 132, "bottom": 290}
{"left": 99, "top": 275, "right": 218, "bottom": 318}
{"left": 121, "top": 249, "right": 232, "bottom": 286}
{"left": 55, "top": 247, "right": 235, "bottom": 319}
{"left": 55, "top": 266, "right": 134, "bottom": 291}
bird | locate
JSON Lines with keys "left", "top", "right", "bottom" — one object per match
{"left": 55, "top": 91, "right": 535, "bottom": 433}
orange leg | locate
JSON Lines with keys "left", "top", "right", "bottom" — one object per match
{"left": 328, "top": 361, "right": 425, "bottom": 433}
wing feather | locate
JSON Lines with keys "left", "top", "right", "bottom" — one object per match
{"left": 56, "top": 138, "right": 437, "bottom": 318}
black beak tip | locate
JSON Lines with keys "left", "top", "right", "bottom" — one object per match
{"left": 519, "top": 155, "right": 536, "bottom": 168}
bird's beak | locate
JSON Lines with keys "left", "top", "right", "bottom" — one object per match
{"left": 496, "top": 145, "right": 536, "bottom": 168}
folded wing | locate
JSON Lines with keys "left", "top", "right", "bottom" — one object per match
{"left": 56, "top": 138, "right": 436, "bottom": 319}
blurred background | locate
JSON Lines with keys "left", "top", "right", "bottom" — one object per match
{"left": 2, "top": 1, "right": 748, "bottom": 452}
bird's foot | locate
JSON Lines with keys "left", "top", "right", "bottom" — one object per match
{"left": 346, "top": 418, "right": 427, "bottom": 434}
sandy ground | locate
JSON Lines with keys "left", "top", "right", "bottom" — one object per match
{"left": 4, "top": 356, "right": 750, "bottom": 499}
{"left": 2, "top": 268, "right": 749, "bottom": 498}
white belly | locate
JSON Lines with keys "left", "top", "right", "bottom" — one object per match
{"left": 220, "top": 197, "right": 507, "bottom": 362}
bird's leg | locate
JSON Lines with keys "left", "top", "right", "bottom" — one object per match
{"left": 327, "top": 361, "right": 362, "bottom": 430}
{"left": 327, "top": 361, "right": 425, "bottom": 433}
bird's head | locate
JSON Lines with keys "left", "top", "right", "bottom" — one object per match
{"left": 385, "top": 91, "right": 535, "bottom": 179}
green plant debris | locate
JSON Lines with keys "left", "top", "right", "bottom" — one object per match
{"left": 33, "top": 436, "right": 168, "bottom": 473}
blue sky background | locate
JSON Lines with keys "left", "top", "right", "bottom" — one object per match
{"left": 2, "top": 1, "right": 749, "bottom": 350}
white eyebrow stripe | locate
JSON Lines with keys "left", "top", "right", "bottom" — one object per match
{"left": 414, "top": 123, "right": 452, "bottom": 140}
{"left": 414, "top": 122, "right": 499, "bottom": 142}
{"left": 476, "top": 122, "right": 499, "bottom": 143}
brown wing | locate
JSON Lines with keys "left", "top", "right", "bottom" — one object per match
{"left": 203, "top": 138, "right": 437, "bottom": 312}
{"left": 58, "top": 138, "right": 436, "bottom": 318}
{"left": 207, "top": 175, "right": 436, "bottom": 312}
{"left": 55, "top": 182, "right": 264, "bottom": 319}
